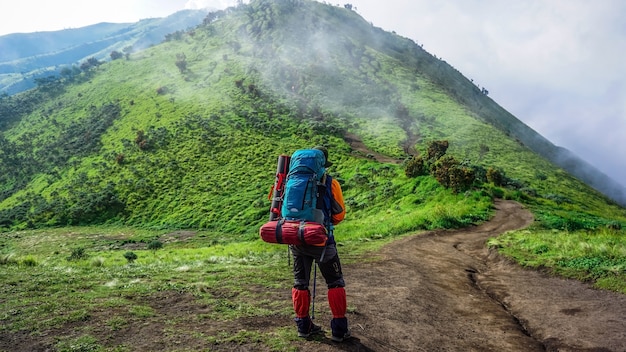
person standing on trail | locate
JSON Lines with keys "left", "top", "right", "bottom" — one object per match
{"left": 290, "top": 146, "right": 350, "bottom": 342}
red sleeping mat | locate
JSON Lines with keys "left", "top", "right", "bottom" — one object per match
{"left": 260, "top": 220, "right": 327, "bottom": 246}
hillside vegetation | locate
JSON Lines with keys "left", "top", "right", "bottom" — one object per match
{"left": 1, "top": 0, "right": 625, "bottom": 350}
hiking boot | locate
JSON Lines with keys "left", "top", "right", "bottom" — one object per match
{"left": 295, "top": 317, "right": 322, "bottom": 338}
{"left": 330, "top": 317, "right": 349, "bottom": 342}
{"left": 331, "top": 330, "right": 351, "bottom": 342}
{"left": 298, "top": 323, "right": 322, "bottom": 338}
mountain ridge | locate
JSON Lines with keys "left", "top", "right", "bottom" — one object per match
{"left": 0, "top": 9, "right": 210, "bottom": 95}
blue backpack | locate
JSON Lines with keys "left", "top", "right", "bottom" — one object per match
{"left": 281, "top": 149, "right": 326, "bottom": 223}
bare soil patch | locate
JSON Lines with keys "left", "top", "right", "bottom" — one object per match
{"left": 344, "top": 133, "right": 404, "bottom": 164}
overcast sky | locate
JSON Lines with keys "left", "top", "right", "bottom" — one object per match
{"left": 0, "top": 0, "right": 624, "bottom": 188}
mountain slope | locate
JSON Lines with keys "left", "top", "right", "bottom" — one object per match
{"left": 0, "top": 9, "right": 209, "bottom": 95}
{"left": 0, "top": 0, "right": 624, "bottom": 234}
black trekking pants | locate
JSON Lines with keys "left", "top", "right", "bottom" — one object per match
{"left": 290, "top": 243, "right": 345, "bottom": 289}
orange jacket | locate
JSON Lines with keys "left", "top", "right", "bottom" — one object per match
{"left": 330, "top": 177, "right": 345, "bottom": 225}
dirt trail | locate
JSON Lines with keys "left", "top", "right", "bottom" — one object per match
{"left": 344, "top": 133, "right": 404, "bottom": 164}
{"left": 299, "top": 200, "right": 626, "bottom": 352}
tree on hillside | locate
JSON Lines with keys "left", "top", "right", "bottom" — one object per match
{"left": 175, "top": 53, "right": 188, "bottom": 73}
{"left": 165, "top": 30, "right": 185, "bottom": 42}
{"left": 204, "top": 10, "right": 224, "bottom": 25}
{"left": 110, "top": 50, "right": 123, "bottom": 60}
{"left": 80, "top": 57, "right": 102, "bottom": 72}
{"left": 34, "top": 76, "right": 61, "bottom": 91}
{"left": 59, "top": 66, "right": 81, "bottom": 82}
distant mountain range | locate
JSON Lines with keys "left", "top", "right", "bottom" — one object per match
{"left": 0, "top": 9, "right": 210, "bottom": 95}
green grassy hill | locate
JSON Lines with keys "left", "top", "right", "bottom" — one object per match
{"left": 1, "top": 0, "right": 622, "bottom": 231}
{"left": 0, "top": 1, "right": 625, "bottom": 349}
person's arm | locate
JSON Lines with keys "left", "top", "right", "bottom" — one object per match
{"left": 330, "top": 178, "right": 345, "bottom": 224}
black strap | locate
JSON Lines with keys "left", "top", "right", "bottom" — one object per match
{"left": 275, "top": 219, "right": 284, "bottom": 244}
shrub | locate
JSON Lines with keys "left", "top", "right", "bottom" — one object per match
{"left": 115, "top": 153, "right": 125, "bottom": 165}
{"left": 351, "top": 173, "right": 369, "bottom": 185}
{"left": 431, "top": 155, "right": 475, "bottom": 193}
{"left": 67, "top": 247, "right": 87, "bottom": 261}
{"left": 607, "top": 222, "right": 622, "bottom": 230}
{"left": 135, "top": 130, "right": 151, "bottom": 150}
{"left": 124, "top": 251, "right": 138, "bottom": 263}
{"left": 486, "top": 167, "right": 504, "bottom": 186}
{"left": 426, "top": 140, "right": 448, "bottom": 162}
{"left": 20, "top": 255, "right": 38, "bottom": 267}
{"left": 91, "top": 257, "right": 105, "bottom": 267}
{"left": 470, "top": 165, "right": 488, "bottom": 184}
{"left": 147, "top": 240, "right": 163, "bottom": 251}
{"left": 404, "top": 155, "right": 427, "bottom": 178}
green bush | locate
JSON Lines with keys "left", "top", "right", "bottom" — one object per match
{"left": 67, "top": 247, "right": 87, "bottom": 261}
{"left": 431, "top": 155, "right": 475, "bottom": 193}
{"left": 20, "top": 255, "right": 38, "bottom": 267}
{"left": 147, "top": 240, "right": 164, "bottom": 251}
{"left": 404, "top": 155, "right": 427, "bottom": 178}
{"left": 123, "top": 251, "right": 138, "bottom": 263}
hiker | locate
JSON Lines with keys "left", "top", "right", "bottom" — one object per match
{"left": 290, "top": 146, "right": 350, "bottom": 342}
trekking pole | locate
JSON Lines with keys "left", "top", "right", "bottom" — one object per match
{"left": 312, "top": 239, "right": 328, "bottom": 320}
{"left": 311, "top": 262, "right": 317, "bottom": 320}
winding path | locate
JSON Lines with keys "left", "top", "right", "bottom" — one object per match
{"left": 299, "top": 200, "right": 626, "bottom": 351}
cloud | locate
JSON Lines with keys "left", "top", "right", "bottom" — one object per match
{"left": 184, "top": 0, "right": 242, "bottom": 10}
{"left": 482, "top": 1, "right": 626, "bottom": 187}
